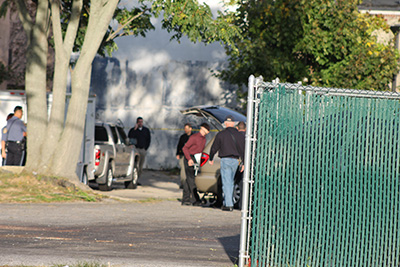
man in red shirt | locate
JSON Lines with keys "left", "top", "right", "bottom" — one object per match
{"left": 181, "top": 122, "right": 210, "bottom": 206}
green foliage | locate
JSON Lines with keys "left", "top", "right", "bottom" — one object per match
{"left": 54, "top": 0, "right": 240, "bottom": 57}
{"left": 0, "top": 0, "right": 10, "bottom": 18}
{"left": 298, "top": 0, "right": 399, "bottom": 90}
{"left": 220, "top": 0, "right": 309, "bottom": 87}
{"left": 55, "top": 1, "right": 154, "bottom": 57}
{"left": 102, "top": 4, "right": 155, "bottom": 56}
{"left": 222, "top": 0, "right": 400, "bottom": 91}
{"left": 152, "top": 0, "right": 240, "bottom": 49}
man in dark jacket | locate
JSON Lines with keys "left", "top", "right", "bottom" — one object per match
{"left": 209, "top": 115, "right": 245, "bottom": 211}
{"left": 128, "top": 117, "right": 151, "bottom": 180}
{"left": 176, "top": 123, "right": 193, "bottom": 188}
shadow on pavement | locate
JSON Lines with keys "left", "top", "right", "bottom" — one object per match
{"left": 219, "top": 234, "right": 240, "bottom": 265}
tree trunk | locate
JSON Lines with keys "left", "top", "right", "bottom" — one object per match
{"left": 50, "top": 65, "right": 91, "bottom": 179}
{"left": 16, "top": 0, "right": 119, "bottom": 181}
{"left": 24, "top": 0, "right": 50, "bottom": 171}
{"left": 37, "top": 0, "right": 83, "bottom": 174}
{"left": 47, "top": 0, "right": 119, "bottom": 180}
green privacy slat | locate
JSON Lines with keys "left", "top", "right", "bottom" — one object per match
{"left": 246, "top": 82, "right": 400, "bottom": 267}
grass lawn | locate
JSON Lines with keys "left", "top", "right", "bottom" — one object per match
{"left": 0, "top": 169, "right": 105, "bottom": 203}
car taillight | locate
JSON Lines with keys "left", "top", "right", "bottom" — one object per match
{"left": 200, "top": 153, "right": 209, "bottom": 167}
{"left": 95, "top": 149, "right": 101, "bottom": 166}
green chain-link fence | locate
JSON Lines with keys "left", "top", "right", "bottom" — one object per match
{"left": 239, "top": 76, "right": 400, "bottom": 267}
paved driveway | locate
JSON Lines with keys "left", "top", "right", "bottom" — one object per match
{"left": 91, "top": 170, "right": 183, "bottom": 201}
{"left": 0, "top": 171, "right": 241, "bottom": 267}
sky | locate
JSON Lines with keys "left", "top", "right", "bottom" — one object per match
{"left": 112, "top": 0, "right": 228, "bottom": 62}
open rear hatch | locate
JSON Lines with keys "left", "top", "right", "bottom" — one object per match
{"left": 180, "top": 105, "right": 246, "bottom": 131}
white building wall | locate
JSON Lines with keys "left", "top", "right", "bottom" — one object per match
{"left": 90, "top": 3, "right": 241, "bottom": 169}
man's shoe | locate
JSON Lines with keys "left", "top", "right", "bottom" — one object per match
{"left": 181, "top": 202, "right": 192, "bottom": 206}
{"left": 221, "top": 206, "right": 233, "bottom": 211}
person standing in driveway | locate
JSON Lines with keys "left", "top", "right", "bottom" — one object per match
{"left": 176, "top": 123, "right": 193, "bottom": 188}
{"left": 237, "top": 121, "right": 246, "bottom": 136}
{"left": 1, "top": 113, "right": 14, "bottom": 166}
{"left": 181, "top": 122, "right": 210, "bottom": 206}
{"left": 4, "top": 106, "right": 27, "bottom": 166}
{"left": 209, "top": 115, "right": 245, "bottom": 211}
{"left": 235, "top": 121, "right": 246, "bottom": 209}
{"left": 128, "top": 117, "right": 151, "bottom": 181}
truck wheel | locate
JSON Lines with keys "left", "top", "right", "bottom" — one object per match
{"left": 99, "top": 166, "right": 113, "bottom": 191}
{"left": 125, "top": 165, "right": 138, "bottom": 189}
{"left": 81, "top": 169, "right": 88, "bottom": 185}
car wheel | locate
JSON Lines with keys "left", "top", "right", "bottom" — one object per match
{"left": 233, "top": 183, "right": 241, "bottom": 209}
{"left": 99, "top": 165, "right": 113, "bottom": 191}
{"left": 125, "top": 165, "right": 138, "bottom": 189}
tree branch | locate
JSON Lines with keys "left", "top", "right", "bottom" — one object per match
{"left": 106, "top": 10, "right": 146, "bottom": 42}
{"left": 14, "top": 0, "right": 33, "bottom": 37}
{"left": 63, "top": 0, "right": 83, "bottom": 53}
{"left": 35, "top": 0, "right": 51, "bottom": 40}
{"left": 50, "top": 0, "right": 64, "bottom": 54}
{"left": 74, "top": 0, "right": 118, "bottom": 74}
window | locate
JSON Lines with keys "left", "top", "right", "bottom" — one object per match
{"left": 110, "top": 126, "right": 119, "bottom": 144}
{"left": 117, "top": 126, "right": 128, "bottom": 145}
{"left": 95, "top": 126, "right": 108, "bottom": 142}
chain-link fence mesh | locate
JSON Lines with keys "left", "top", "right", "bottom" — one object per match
{"left": 240, "top": 77, "right": 400, "bottom": 266}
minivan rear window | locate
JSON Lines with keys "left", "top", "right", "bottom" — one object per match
{"left": 95, "top": 126, "right": 108, "bottom": 142}
{"left": 202, "top": 106, "right": 246, "bottom": 123}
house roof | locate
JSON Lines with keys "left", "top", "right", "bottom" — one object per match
{"left": 359, "top": 0, "right": 400, "bottom": 11}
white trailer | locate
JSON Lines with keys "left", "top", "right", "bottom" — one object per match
{"left": 0, "top": 90, "right": 96, "bottom": 184}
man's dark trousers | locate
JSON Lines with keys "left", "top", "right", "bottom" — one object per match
{"left": 182, "top": 157, "right": 200, "bottom": 204}
{"left": 5, "top": 142, "right": 24, "bottom": 166}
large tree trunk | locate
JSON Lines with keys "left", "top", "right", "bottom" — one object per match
{"left": 22, "top": 0, "right": 50, "bottom": 171}
{"left": 50, "top": 65, "right": 92, "bottom": 179}
{"left": 16, "top": 0, "right": 118, "bottom": 182}
{"left": 37, "top": 0, "right": 83, "bottom": 174}
{"left": 47, "top": 0, "right": 119, "bottom": 180}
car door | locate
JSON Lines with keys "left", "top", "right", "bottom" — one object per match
{"left": 116, "top": 126, "right": 132, "bottom": 176}
{"left": 109, "top": 126, "right": 123, "bottom": 177}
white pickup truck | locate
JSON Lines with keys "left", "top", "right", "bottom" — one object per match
{"left": 94, "top": 122, "right": 140, "bottom": 191}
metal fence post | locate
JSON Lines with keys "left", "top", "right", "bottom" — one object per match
{"left": 238, "top": 75, "right": 256, "bottom": 267}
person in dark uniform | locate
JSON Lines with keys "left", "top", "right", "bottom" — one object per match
{"left": 176, "top": 123, "right": 193, "bottom": 188}
{"left": 1, "top": 113, "right": 14, "bottom": 166}
{"left": 237, "top": 121, "right": 246, "bottom": 136}
{"left": 209, "top": 115, "right": 245, "bottom": 211}
{"left": 4, "top": 106, "right": 27, "bottom": 166}
{"left": 181, "top": 122, "right": 210, "bottom": 206}
{"left": 128, "top": 117, "right": 151, "bottom": 181}
{"left": 234, "top": 121, "right": 246, "bottom": 209}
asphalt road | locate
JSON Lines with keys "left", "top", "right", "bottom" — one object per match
{"left": 0, "top": 171, "right": 242, "bottom": 267}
